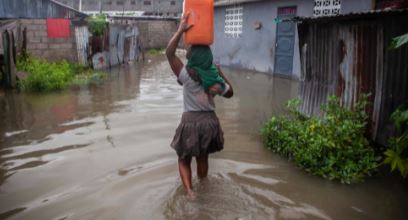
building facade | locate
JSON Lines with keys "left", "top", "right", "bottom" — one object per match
{"left": 212, "top": 0, "right": 374, "bottom": 78}
{"left": 55, "top": 0, "right": 183, "bottom": 17}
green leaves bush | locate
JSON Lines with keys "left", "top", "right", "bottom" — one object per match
{"left": 17, "top": 55, "right": 74, "bottom": 92}
{"left": 87, "top": 14, "right": 107, "bottom": 36}
{"left": 16, "top": 54, "right": 107, "bottom": 92}
{"left": 261, "top": 95, "right": 378, "bottom": 183}
{"left": 384, "top": 108, "right": 408, "bottom": 178}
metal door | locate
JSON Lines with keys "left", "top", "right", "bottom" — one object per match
{"left": 75, "top": 26, "right": 89, "bottom": 66}
{"left": 109, "top": 26, "right": 119, "bottom": 66}
{"left": 274, "top": 6, "right": 297, "bottom": 75}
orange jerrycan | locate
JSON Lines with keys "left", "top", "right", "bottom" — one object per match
{"left": 183, "top": 0, "right": 214, "bottom": 45}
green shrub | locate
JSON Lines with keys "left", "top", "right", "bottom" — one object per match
{"left": 17, "top": 55, "right": 74, "bottom": 92}
{"left": 261, "top": 95, "right": 378, "bottom": 183}
{"left": 384, "top": 108, "right": 408, "bottom": 178}
{"left": 16, "top": 54, "right": 107, "bottom": 92}
{"left": 147, "top": 48, "right": 165, "bottom": 56}
{"left": 87, "top": 14, "right": 107, "bottom": 36}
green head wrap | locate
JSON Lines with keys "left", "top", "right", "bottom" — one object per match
{"left": 186, "top": 45, "right": 225, "bottom": 91}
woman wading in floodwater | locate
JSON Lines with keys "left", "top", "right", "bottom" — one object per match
{"left": 166, "top": 13, "right": 233, "bottom": 198}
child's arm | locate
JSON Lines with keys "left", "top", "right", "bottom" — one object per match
{"left": 208, "top": 65, "right": 234, "bottom": 98}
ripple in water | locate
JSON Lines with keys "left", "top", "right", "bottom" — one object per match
{"left": 162, "top": 171, "right": 330, "bottom": 220}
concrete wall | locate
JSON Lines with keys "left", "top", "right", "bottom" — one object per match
{"left": 21, "top": 19, "right": 78, "bottom": 62}
{"left": 112, "top": 19, "right": 179, "bottom": 49}
{"left": 59, "top": 0, "right": 183, "bottom": 15}
{"left": 213, "top": 0, "right": 374, "bottom": 78}
{"left": 213, "top": 0, "right": 313, "bottom": 79}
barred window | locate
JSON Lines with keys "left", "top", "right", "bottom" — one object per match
{"left": 313, "top": 0, "right": 341, "bottom": 17}
{"left": 224, "top": 5, "right": 243, "bottom": 38}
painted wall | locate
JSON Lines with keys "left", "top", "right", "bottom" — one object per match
{"left": 341, "top": 0, "right": 374, "bottom": 14}
{"left": 213, "top": 0, "right": 313, "bottom": 79}
{"left": 212, "top": 0, "right": 374, "bottom": 78}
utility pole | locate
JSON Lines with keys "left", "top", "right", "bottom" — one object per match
{"left": 79, "top": 0, "right": 82, "bottom": 11}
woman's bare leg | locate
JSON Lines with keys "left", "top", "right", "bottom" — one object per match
{"left": 178, "top": 157, "right": 194, "bottom": 196}
{"left": 196, "top": 154, "right": 209, "bottom": 179}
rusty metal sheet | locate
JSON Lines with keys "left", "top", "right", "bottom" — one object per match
{"left": 297, "top": 10, "right": 408, "bottom": 146}
{"left": 125, "top": 26, "right": 138, "bottom": 61}
{"left": 74, "top": 26, "right": 89, "bottom": 66}
{"left": 92, "top": 52, "right": 109, "bottom": 70}
{"left": 117, "top": 29, "right": 125, "bottom": 64}
{"left": 109, "top": 25, "right": 121, "bottom": 66}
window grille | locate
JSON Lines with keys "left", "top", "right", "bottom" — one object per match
{"left": 224, "top": 5, "right": 243, "bottom": 38}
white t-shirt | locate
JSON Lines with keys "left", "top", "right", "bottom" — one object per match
{"left": 178, "top": 66, "right": 228, "bottom": 112}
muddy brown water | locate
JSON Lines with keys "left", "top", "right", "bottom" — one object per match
{"left": 0, "top": 55, "right": 407, "bottom": 220}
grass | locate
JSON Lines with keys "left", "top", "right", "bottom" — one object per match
{"left": 147, "top": 48, "right": 165, "bottom": 56}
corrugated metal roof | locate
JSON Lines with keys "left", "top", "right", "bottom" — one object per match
{"left": 49, "top": 0, "right": 88, "bottom": 17}
{"left": 0, "top": 0, "right": 87, "bottom": 19}
{"left": 295, "top": 8, "right": 408, "bottom": 22}
{"left": 214, "top": 0, "right": 265, "bottom": 7}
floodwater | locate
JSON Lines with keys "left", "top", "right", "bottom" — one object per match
{"left": 0, "top": 55, "right": 407, "bottom": 220}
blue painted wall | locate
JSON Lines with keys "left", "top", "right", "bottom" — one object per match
{"left": 212, "top": 0, "right": 373, "bottom": 78}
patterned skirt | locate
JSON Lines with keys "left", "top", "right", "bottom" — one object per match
{"left": 171, "top": 111, "right": 224, "bottom": 159}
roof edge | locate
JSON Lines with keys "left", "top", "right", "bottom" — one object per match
{"left": 294, "top": 8, "right": 408, "bottom": 22}
{"left": 214, "top": 0, "right": 265, "bottom": 7}
{"left": 49, "top": 0, "right": 88, "bottom": 17}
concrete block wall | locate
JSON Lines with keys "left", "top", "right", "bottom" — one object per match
{"left": 21, "top": 19, "right": 77, "bottom": 62}
{"left": 114, "top": 19, "right": 179, "bottom": 49}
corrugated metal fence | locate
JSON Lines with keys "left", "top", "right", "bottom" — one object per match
{"left": 297, "top": 9, "right": 408, "bottom": 146}
{"left": 92, "top": 24, "right": 139, "bottom": 69}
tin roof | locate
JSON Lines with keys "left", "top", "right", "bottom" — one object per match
{"left": 0, "top": 0, "right": 87, "bottom": 19}
{"left": 49, "top": 0, "right": 88, "bottom": 17}
{"left": 294, "top": 8, "right": 408, "bottom": 22}
{"left": 214, "top": 0, "right": 265, "bottom": 7}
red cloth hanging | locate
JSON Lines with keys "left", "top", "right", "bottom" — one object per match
{"left": 46, "top": 19, "right": 71, "bottom": 38}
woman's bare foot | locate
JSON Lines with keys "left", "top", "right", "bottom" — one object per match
{"left": 187, "top": 189, "right": 196, "bottom": 200}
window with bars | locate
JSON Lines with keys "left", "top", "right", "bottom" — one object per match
{"left": 144, "top": 1, "right": 151, "bottom": 5}
{"left": 224, "top": 5, "right": 243, "bottom": 38}
{"left": 313, "top": 0, "right": 341, "bottom": 17}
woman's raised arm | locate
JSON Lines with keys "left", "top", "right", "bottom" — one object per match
{"left": 166, "top": 13, "right": 193, "bottom": 77}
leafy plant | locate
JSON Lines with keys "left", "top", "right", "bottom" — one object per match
{"left": 16, "top": 54, "right": 107, "bottom": 92}
{"left": 147, "top": 48, "right": 165, "bottom": 56}
{"left": 261, "top": 95, "right": 378, "bottom": 183}
{"left": 87, "top": 14, "right": 107, "bottom": 36}
{"left": 384, "top": 108, "right": 408, "bottom": 178}
{"left": 17, "top": 54, "right": 73, "bottom": 92}
{"left": 390, "top": 32, "right": 408, "bottom": 49}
